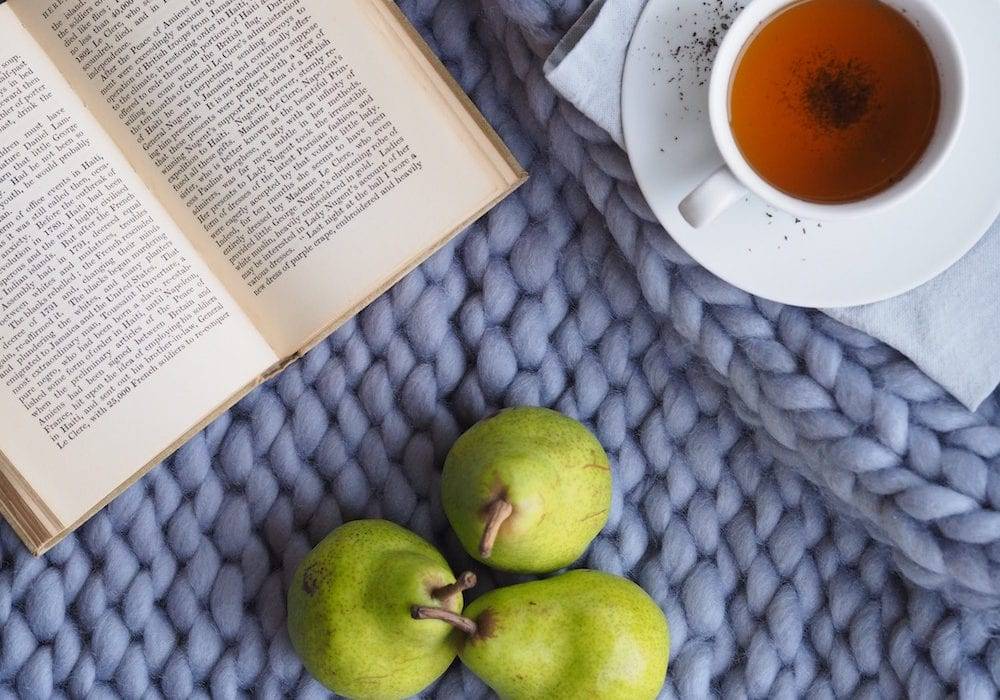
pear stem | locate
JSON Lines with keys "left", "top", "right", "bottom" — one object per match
{"left": 432, "top": 571, "right": 477, "bottom": 603}
{"left": 411, "top": 606, "right": 478, "bottom": 636}
{"left": 479, "top": 498, "right": 513, "bottom": 558}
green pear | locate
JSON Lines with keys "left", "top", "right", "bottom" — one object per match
{"left": 441, "top": 570, "right": 669, "bottom": 699}
{"left": 442, "top": 407, "right": 611, "bottom": 573}
{"left": 287, "top": 519, "right": 476, "bottom": 700}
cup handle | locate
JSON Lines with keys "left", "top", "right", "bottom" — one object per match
{"left": 679, "top": 165, "right": 747, "bottom": 228}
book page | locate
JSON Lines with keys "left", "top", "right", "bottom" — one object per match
{"left": 9, "top": 0, "right": 523, "bottom": 357}
{"left": 0, "top": 7, "right": 277, "bottom": 536}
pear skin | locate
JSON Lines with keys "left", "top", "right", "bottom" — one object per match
{"left": 287, "top": 520, "right": 475, "bottom": 700}
{"left": 442, "top": 407, "right": 611, "bottom": 573}
{"left": 457, "top": 570, "right": 669, "bottom": 699}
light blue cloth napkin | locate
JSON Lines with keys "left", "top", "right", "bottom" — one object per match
{"left": 545, "top": 0, "right": 1000, "bottom": 410}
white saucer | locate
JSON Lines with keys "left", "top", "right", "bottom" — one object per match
{"left": 622, "top": 0, "right": 1000, "bottom": 308}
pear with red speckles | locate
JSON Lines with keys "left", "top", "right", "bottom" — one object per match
{"left": 287, "top": 519, "right": 476, "bottom": 700}
{"left": 442, "top": 407, "right": 612, "bottom": 573}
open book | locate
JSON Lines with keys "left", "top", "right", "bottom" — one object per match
{"left": 0, "top": 0, "right": 525, "bottom": 554}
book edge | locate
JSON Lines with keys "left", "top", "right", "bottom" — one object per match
{"left": 27, "top": 372, "right": 264, "bottom": 555}
{"left": 0, "top": 473, "right": 51, "bottom": 555}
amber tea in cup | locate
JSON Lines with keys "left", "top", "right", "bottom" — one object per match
{"left": 728, "top": 0, "right": 940, "bottom": 204}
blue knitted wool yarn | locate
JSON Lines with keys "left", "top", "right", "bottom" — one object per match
{"left": 1, "top": 1, "right": 999, "bottom": 698}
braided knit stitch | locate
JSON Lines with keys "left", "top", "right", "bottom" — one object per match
{"left": 0, "top": 1, "right": 998, "bottom": 698}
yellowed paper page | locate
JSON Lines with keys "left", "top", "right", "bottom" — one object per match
{"left": 10, "top": 0, "right": 522, "bottom": 357}
{"left": 0, "top": 7, "right": 277, "bottom": 530}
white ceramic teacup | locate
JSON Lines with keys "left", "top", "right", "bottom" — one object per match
{"left": 679, "top": 0, "right": 967, "bottom": 228}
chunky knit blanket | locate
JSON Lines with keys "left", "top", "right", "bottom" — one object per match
{"left": 3, "top": 1, "right": 1000, "bottom": 697}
